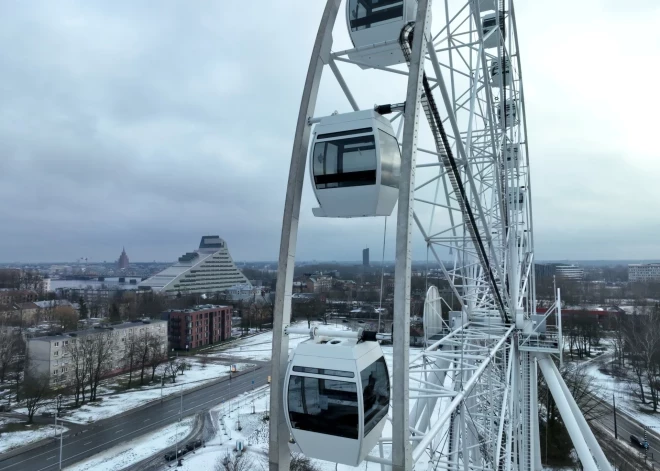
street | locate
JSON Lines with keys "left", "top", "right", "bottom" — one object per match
{"left": 0, "top": 364, "right": 270, "bottom": 471}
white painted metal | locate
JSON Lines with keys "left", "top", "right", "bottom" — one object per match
{"left": 346, "top": 0, "right": 418, "bottom": 69}
{"left": 269, "top": 0, "right": 612, "bottom": 469}
{"left": 268, "top": 2, "right": 341, "bottom": 470}
{"left": 309, "top": 110, "right": 401, "bottom": 218}
{"left": 284, "top": 338, "right": 389, "bottom": 466}
{"left": 537, "top": 357, "right": 599, "bottom": 471}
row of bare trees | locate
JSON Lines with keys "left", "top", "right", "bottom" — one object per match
{"left": 64, "top": 329, "right": 168, "bottom": 404}
{"left": 622, "top": 310, "right": 660, "bottom": 411}
{"left": 123, "top": 330, "right": 168, "bottom": 388}
{"left": 563, "top": 314, "right": 602, "bottom": 359}
{"left": 65, "top": 331, "right": 115, "bottom": 404}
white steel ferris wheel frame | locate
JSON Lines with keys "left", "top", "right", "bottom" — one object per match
{"left": 268, "top": 1, "right": 610, "bottom": 470}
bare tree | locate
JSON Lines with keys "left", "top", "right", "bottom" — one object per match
{"left": 124, "top": 332, "right": 140, "bottom": 389}
{"left": 290, "top": 453, "right": 321, "bottom": 471}
{"left": 65, "top": 338, "right": 90, "bottom": 406}
{"left": 164, "top": 356, "right": 184, "bottom": 383}
{"left": 23, "top": 370, "right": 52, "bottom": 423}
{"left": 86, "top": 332, "right": 115, "bottom": 401}
{"left": 612, "top": 313, "right": 627, "bottom": 368}
{"left": 10, "top": 349, "right": 25, "bottom": 403}
{"left": 137, "top": 331, "right": 152, "bottom": 385}
{"left": 214, "top": 452, "right": 254, "bottom": 471}
{"left": 0, "top": 330, "right": 21, "bottom": 383}
{"left": 147, "top": 335, "right": 167, "bottom": 382}
{"left": 625, "top": 314, "right": 653, "bottom": 404}
{"left": 637, "top": 310, "right": 660, "bottom": 411}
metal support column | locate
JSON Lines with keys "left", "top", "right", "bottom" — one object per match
{"left": 531, "top": 356, "right": 543, "bottom": 471}
{"left": 391, "top": 1, "right": 432, "bottom": 470}
{"left": 546, "top": 354, "right": 612, "bottom": 471}
{"left": 537, "top": 357, "right": 599, "bottom": 471}
{"left": 268, "top": 2, "right": 341, "bottom": 470}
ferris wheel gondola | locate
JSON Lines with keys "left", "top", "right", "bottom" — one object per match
{"left": 283, "top": 329, "right": 390, "bottom": 466}
{"left": 345, "top": 0, "right": 419, "bottom": 69}
{"left": 310, "top": 109, "right": 401, "bottom": 218}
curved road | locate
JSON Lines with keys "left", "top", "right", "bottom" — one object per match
{"left": 0, "top": 365, "right": 270, "bottom": 471}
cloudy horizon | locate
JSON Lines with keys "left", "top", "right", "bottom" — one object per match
{"left": 1, "top": 0, "right": 658, "bottom": 264}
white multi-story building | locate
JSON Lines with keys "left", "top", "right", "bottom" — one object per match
{"left": 629, "top": 264, "right": 660, "bottom": 282}
{"left": 139, "top": 236, "right": 251, "bottom": 295}
{"left": 27, "top": 320, "right": 167, "bottom": 385}
{"left": 555, "top": 265, "right": 584, "bottom": 280}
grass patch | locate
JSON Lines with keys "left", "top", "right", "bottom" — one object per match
{"left": 2, "top": 422, "right": 45, "bottom": 433}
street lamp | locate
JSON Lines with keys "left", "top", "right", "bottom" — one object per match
{"left": 54, "top": 413, "right": 64, "bottom": 470}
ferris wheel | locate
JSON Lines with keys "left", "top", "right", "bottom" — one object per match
{"left": 269, "top": 1, "right": 611, "bottom": 470}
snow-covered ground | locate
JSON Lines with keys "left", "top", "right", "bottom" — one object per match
{"left": 15, "top": 359, "right": 253, "bottom": 425}
{"left": 585, "top": 358, "right": 660, "bottom": 430}
{"left": 169, "top": 385, "right": 366, "bottom": 471}
{"left": 0, "top": 423, "right": 69, "bottom": 454}
{"left": 64, "top": 416, "right": 195, "bottom": 471}
{"left": 215, "top": 321, "right": 354, "bottom": 362}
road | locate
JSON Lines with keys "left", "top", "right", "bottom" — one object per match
{"left": 585, "top": 352, "right": 660, "bottom": 466}
{"left": 0, "top": 364, "right": 270, "bottom": 471}
{"left": 592, "top": 395, "right": 660, "bottom": 460}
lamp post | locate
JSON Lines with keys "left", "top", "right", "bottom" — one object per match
{"left": 55, "top": 414, "right": 64, "bottom": 470}
{"left": 612, "top": 393, "right": 618, "bottom": 440}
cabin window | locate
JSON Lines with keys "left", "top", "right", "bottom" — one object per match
{"left": 288, "top": 375, "right": 359, "bottom": 439}
{"left": 361, "top": 357, "right": 390, "bottom": 435}
{"left": 349, "top": 0, "right": 404, "bottom": 31}
{"left": 293, "top": 366, "right": 355, "bottom": 378}
{"left": 313, "top": 135, "right": 377, "bottom": 189}
{"left": 378, "top": 130, "right": 400, "bottom": 188}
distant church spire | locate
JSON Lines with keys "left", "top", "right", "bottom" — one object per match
{"left": 118, "top": 247, "right": 130, "bottom": 270}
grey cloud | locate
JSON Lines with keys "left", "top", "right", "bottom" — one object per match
{"left": 0, "top": 1, "right": 657, "bottom": 263}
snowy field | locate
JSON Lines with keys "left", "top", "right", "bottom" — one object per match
{"left": 215, "top": 321, "right": 355, "bottom": 361}
{"left": 65, "top": 416, "right": 194, "bottom": 470}
{"left": 0, "top": 423, "right": 69, "bottom": 454}
{"left": 168, "top": 385, "right": 389, "bottom": 471}
{"left": 585, "top": 357, "right": 660, "bottom": 430}
{"left": 16, "top": 359, "right": 253, "bottom": 425}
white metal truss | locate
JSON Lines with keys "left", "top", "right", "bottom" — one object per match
{"left": 268, "top": 1, "right": 611, "bottom": 470}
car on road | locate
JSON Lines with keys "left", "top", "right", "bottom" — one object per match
{"left": 41, "top": 411, "right": 55, "bottom": 418}
{"left": 164, "top": 449, "right": 187, "bottom": 461}
{"left": 185, "top": 439, "right": 202, "bottom": 451}
{"left": 630, "top": 435, "right": 649, "bottom": 449}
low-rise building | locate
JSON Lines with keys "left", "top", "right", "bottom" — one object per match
{"left": 27, "top": 320, "right": 168, "bottom": 385}
{"left": 0, "top": 290, "right": 38, "bottom": 305}
{"left": 555, "top": 265, "right": 584, "bottom": 280}
{"left": 306, "top": 276, "right": 333, "bottom": 293}
{"left": 161, "top": 304, "right": 232, "bottom": 351}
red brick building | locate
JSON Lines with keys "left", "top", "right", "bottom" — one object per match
{"left": 163, "top": 304, "right": 232, "bottom": 350}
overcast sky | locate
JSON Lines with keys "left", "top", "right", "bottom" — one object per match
{"left": 0, "top": 0, "right": 658, "bottom": 264}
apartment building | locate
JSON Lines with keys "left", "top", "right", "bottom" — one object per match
{"left": 162, "top": 304, "right": 232, "bottom": 350}
{"left": 27, "top": 320, "right": 168, "bottom": 385}
{"left": 0, "top": 290, "right": 38, "bottom": 305}
{"left": 629, "top": 263, "right": 660, "bottom": 282}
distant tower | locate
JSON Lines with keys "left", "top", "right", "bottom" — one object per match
{"left": 362, "top": 247, "right": 369, "bottom": 267}
{"left": 117, "top": 247, "right": 130, "bottom": 270}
